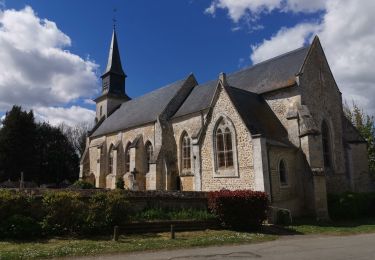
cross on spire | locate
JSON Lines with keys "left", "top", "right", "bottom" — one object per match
{"left": 112, "top": 8, "right": 117, "bottom": 30}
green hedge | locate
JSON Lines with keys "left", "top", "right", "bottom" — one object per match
{"left": 71, "top": 180, "right": 95, "bottom": 189}
{"left": 0, "top": 190, "right": 129, "bottom": 239}
{"left": 328, "top": 192, "right": 375, "bottom": 220}
{"left": 131, "top": 207, "right": 215, "bottom": 221}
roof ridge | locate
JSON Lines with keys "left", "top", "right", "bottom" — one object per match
{"left": 121, "top": 76, "right": 188, "bottom": 104}
{"left": 229, "top": 45, "right": 310, "bottom": 77}
{"left": 194, "top": 45, "right": 310, "bottom": 89}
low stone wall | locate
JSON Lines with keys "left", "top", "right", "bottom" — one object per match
{"left": 3, "top": 188, "right": 209, "bottom": 212}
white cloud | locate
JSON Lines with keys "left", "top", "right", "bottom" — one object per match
{"left": 0, "top": 6, "right": 98, "bottom": 126}
{"left": 205, "top": 0, "right": 325, "bottom": 23}
{"left": 250, "top": 0, "right": 375, "bottom": 115}
{"left": 83, "top": 99, "right": 95, "bottom": 105}
{"left": 250, "top": 23, "right": 318, "bottom": 63}
{"left": 34, "top": 106, "right": 95, "bottom": 127}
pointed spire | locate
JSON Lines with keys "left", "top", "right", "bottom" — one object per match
{"left": 103, "top": 28, "right": 126, "bottom": 77}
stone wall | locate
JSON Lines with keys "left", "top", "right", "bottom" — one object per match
{"left": 299, "top": 41, "right": 349, "bottom": 193}
{"left": 172, "top": 113, "right": 204, "bottom": 190}
{"left": 86, "top": 123, "right": 157, "bottom": 189}
{"left": 200, "top": 86, "right": 255, "bottom": 191}
{"left": 347, "top": 142, "right": 372, "bottom": 192}
{"left": 268, "top": 145, "right": 305, "bottom": 216}
{"left": 263, "top": 88, "right": 301, "bottom": 147}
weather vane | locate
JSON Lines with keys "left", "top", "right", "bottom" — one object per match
{"left": 113, "top": 8, "right": 117, "bottom": 29}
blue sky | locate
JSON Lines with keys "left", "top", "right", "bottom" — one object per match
{"left": 6, "top": 0, "right": 317, "bottom": 96}
{"left": 0, "top": 0, "right": 374, "bottom": 125}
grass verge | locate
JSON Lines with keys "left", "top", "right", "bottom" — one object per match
{"left": 288, "top": 218, "right": 375, "bottom": 236}
{"left": 0, "top": 230, "right": 276, "bottom": 259}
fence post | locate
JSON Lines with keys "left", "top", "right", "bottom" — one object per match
{"left": 170, "top": 224, "right": 175, "bottom": 239}
{"left": 113, "top": 226, "right": 119, "bottom": 241}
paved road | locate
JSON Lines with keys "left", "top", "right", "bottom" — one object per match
{"left": 73, "top": 233, "right": 375, "bottom": 260}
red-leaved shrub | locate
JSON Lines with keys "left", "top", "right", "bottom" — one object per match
{"left": 208, "top": 190, "right": 269, "bottom": 230}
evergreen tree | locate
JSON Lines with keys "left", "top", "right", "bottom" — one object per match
{"left": 0, "top": 106, "right": 79, "bottom": 184}
{"left": 35, "top": 123, "right": 79, "bottom": 184}
{"left": 0, "top": 106, "right": 37, "bottom": 181}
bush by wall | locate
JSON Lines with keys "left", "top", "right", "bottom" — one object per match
{"left": 208, "top": 190, "right": 269, "bottom": 230}
{"left": 131, "top": 207, "right": 215, "bottom": 221}
{"left": 70, "top": 180, "right": 95, "bottom": 189}
{"left": 328, "top": 192, "right": 375, "bottom": 220}
{"left": 0, "top": 189, "right": 130, "bottom": 239}
{"left": 42, "top": 191, "right": 87, "bottom": 235}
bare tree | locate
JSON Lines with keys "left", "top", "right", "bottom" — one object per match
{"left": 59, "top": 122, "right": 93, "bottom": 157}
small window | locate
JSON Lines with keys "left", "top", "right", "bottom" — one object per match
{"left": 181, "top": 132, "right": 191, "bottom": 171}
{"left": 124, "top": 142, "right": 131, "bottom": 173}
{"left": 145, "top": 141, "right": 153, "bottom": 172}
{"left": 279, "top": 159, "right": 288, "bottom": 186}
{"left": 100, "top": 106, "right": 103, "bottom": 117}
{"left": 108, "top": 146, "right": 114, "bottom": 174}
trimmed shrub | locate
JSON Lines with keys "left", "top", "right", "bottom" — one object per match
{"left": 1, "top": 215, "right": 42, "bottom": 239}
{"left": 71, "top": 180, "right": 95, "bottom": 189}
{"left": 131, "top": 207, "right": 215, "bottom": 221}
{"left": 84, "top": 191, "right": 129, "bottom": 234}
{"left": 115, "top": 178, "right": 125, "bottom": 190}
{"left": 0, "top": 190, "right": 30, "bottom": 220}
{"left": 328, "top": 192, "right": 375, "bottom": 220}
{"left": 0, "top": 190, "right": 44, "bottom": 239}
{"left": 276, "top": 209, "right": 292, "bottom": 225}
{"left": 208, "top": 190, "right": 269, "bottom": 230}
{"left": 42, "top": 191, "right": 87, "bottom": 235}
{"left": 105, "top": 190, "right": 130, "bottom": 226}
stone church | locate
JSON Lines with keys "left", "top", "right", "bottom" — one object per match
{"left": 80, "top": 29, "right": 371, "bottom": 218}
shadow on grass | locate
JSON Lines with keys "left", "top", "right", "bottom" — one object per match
{"left": 292, "top": 217, "right": 375, "bottom": 228}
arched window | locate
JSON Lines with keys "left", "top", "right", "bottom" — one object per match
{"left": 279, "top": 159, "right": 288, "bottom": 186}
{"left": 108, "top": 146, "right": 114, "bottom": 174}
{"left": 321, "top": 121, "right": 332, "bottom": 169}
{"left": 124, "top": 142, "right": 131, "bottom": 173}
{"left": 181, "top": 132, "right": 191, "bottom": 171}
{"left": 145, "top": 141, "right": 153, "bottom": 172}
{"left": 215, "top": 120, "right": 234, "bottom": 169}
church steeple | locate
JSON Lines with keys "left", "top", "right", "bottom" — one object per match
{"left": 94, "top": 28, "right": 130, "bottom": 122}
{"left": 100, "top": 28, "right": 128, "bottom": 97}
{"left": 103, "top": 28, "right": 126, "bottom": 78}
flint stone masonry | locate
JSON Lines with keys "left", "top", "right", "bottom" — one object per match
{"left": 200, "top": 86, "right": 255, "bottom": 191}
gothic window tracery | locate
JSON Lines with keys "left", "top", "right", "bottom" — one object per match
{"left": 215, "top": 118, "right": 234, "bottom": 170}
{"left": 145, "top": 141, "right": 153, "bottom": 172}
{"left": 124, "top": 142, "right": 131, "bottom": 173}
{"left": 108, "top": 146, "right": 114, "bottom": 174}
{"left": 181, "top": 132, "right": 191, "bottom": 171}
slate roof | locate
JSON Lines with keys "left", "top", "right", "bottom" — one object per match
{"left": 92, "top": 45, "right": 310, "bottom": 141}
{"left": 173, "top": 46, "right": 310, "bottom": 119}
{"left": 226, "top": 46, "right": 309, "bottom": 94}
{"left": 173, "top": 80, "right": 217, "bottom": 118}
{"left": 103, "top": 29, "right": 126, "bottom": 77}
{"left": 91, "top": 77, "right": 188, "bottom": 137}
{"left": 225, "top": 86, "right": 289, "bottom": 142}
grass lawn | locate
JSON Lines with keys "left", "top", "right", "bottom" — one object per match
{"left": 2, "top": 219, "right": 375, "bottom": 259}
{"left": 0, "top": 230, "right": 276, "bottom": 260}
{"left": 288, "top": 218, "right": 375, "bottom": 236}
